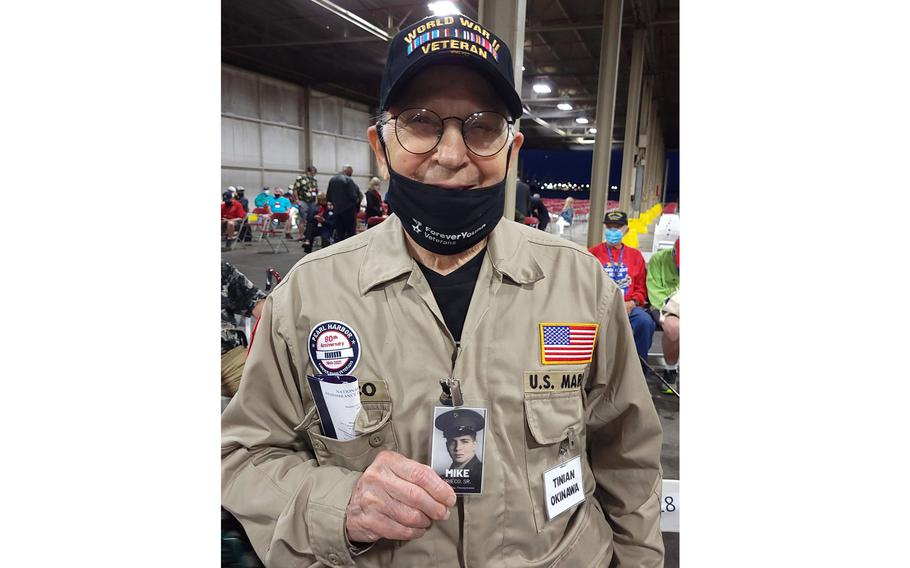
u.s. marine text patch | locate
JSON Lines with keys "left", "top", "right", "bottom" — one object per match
{"left": 524, "top": 371, "right": 585, "bottom": 393}
{"left": 539, "top": 323, "right": 599, "bottom": 365}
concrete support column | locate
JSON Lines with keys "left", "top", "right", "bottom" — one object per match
{"left": 480, "top": 0, "right": 527, "bottom": 221}
{"left": 618, "top": 28, "right": 646, "bottom": 214}
{"left": 303, "top": 86, "right": 313, "bottom": 171}
{"left": 639, "top": 98, "right": 660, "bottom": 211}
{"left": 586, "top": 0, "right": 624, "bottom": 248}
{"left": 634, "top": 77, "right": 653, "bottom": 215}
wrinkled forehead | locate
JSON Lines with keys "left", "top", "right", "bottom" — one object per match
{"left": 389, "top": 65, "right": 508, "bottom": 116}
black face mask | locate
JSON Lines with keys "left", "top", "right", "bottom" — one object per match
{"left": 382, "top": 142, "right": 511, "bottom": 256}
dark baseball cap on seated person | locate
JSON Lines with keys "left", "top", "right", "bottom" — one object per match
{"left": 604, "top": 211, "right": 628, "bottom": 226}
{"left": 379, "top": 14, "right": 523, "bottom": 120}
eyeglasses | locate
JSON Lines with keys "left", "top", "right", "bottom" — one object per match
{"left": 380, "top": 108, "right": 513, "bottom": 157}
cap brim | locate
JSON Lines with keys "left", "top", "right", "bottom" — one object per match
{"left": 383, "top": 52, "right": 523, "bottom": 120}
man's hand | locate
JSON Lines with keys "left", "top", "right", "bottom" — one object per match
{"left": 624, "top": 300, "right": 636, "bottom": 315}
{"left": 345, "top": 450, "right": 456, "bottom": 543}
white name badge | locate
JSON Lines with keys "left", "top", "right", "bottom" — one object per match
{"left": 543, "top": 456, "right": 586, "bottom": 520}
{"left": 660, "top": 479, "right": 679, "bottom": 533}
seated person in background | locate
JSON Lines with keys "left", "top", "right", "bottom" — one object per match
{"left": 302, "top": 194, "right": 336, "bottom": 253}
{"left": 364, "top": 176, "right": 384, "bottom": 220}
{"left": 660, "top": 289, "right": 679, "bottom": 366}
{"left": 556, "top": 196, "right": 574, "bottom": 235}
{"left": 529, "top": 193, "right": 550, "bottom": 231}
{"left": 588, "top": 211, "right": 656, "bottom": 362}
{"left": 646, "top": 238, "right": 680, "bottom": 320}
{"left": 254, "top": 187, "right": 272, "bottom": 210}
{"left": 221, "top": 191, "right": 246, "bottom": 245}
{"left": 221, "top": 261, "right": 266, "bottom": 399}
{"left": 235, "top": 187, "right": 249, "bottom": 213}
{"left": 268, "top": 188, "right": 293, "bottom": 237}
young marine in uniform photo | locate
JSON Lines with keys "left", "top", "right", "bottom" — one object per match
{"left": 431, "top": 407, "right": 485, "bottom": 494}
{"left": 222, "top": 12, "right": 664, "bottom": 568}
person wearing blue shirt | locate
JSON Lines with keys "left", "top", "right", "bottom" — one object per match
{"left": 267, "top": 188, "right": 293, "bottom": 237}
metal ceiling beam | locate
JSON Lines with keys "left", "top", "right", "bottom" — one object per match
{"left": 224, "top": 36, "right": 385, "bottom": 49}
{"left": 309, "top": 0, "right": 390, "bottom": 41}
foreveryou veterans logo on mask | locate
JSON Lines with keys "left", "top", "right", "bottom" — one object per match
{"left": 410, "top": 217, "right": 487, "bottom": 246}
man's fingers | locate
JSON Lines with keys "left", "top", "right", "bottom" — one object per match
{"left": 366, "top": 513, "right": 428, "bottom": 542}
{"left": 383, "top": 497, "right": 433, "bottom": 529}
{"left": 384, "top": 474, "right": 450, "bottom": 521}
{"left": 387, "top": 456, "right": 456, "bottom": 507}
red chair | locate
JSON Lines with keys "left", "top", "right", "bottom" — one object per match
{"left": 366, "top": 202, "right": 389, "bottom": 228}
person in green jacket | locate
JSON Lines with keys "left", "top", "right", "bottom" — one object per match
{"left": 647, "top": 240, "right": 680, "bottom": 390}
{"left": 646, "top": 239, "right": 679, "bottom": 309}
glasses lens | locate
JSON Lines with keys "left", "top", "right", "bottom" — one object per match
{"left": 464, "top": 112, "right": 508, "bottom": 156}
{"left": 395, "top": 109, "right": 442, "bottom": 154}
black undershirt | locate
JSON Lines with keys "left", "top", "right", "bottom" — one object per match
{"left": 418, "top": 249, "right": 486, "bottom": 344}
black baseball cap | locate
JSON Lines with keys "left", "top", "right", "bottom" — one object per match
{"left": 604, "top": 211, "right": 628, "bottom": 226}
{"left": 379, "top": 14, "right": 523, "bottom": 120}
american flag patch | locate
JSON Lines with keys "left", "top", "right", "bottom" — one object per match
{"left": 539, "top": 323, "right": 599, "bottom": 365}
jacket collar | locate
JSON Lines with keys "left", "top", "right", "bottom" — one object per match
{"left": 358, "top": 215, "right": 545, "bottom": 295}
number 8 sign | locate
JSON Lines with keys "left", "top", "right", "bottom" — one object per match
{"left": 660, "top": 479, "right": 679, "bottom": 533}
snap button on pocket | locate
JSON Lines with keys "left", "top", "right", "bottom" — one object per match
{"left": 369, "top": 434, "right": 383, "bottom": 448}
{"left": 313, "top": 439, "right": 327, "bottom": 453}
{"left": 327, "top": 551, "right": 340, "bottom": 565}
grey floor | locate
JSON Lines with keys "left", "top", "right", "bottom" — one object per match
{"left": 222, "top": 220, "right": 680, "bottom": 566}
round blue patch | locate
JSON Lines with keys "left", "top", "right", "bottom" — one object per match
{"left": 308, "top": 320, "right": 361, "bottom": 375}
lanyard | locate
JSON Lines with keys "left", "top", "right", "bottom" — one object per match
{"left": 604, "top": 244, "right": 624, "bottom": 267}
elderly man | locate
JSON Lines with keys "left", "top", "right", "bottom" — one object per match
{"left": 589, "top": 210, "right": 656, "bottom": 362}
{"left": 222, "top": 13, "right": 663, "bottom": 568}
{"left": 326, "top": 164, "right": 362, "bottom": 242}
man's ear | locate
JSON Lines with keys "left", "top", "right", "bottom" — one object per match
{"left": 509, "top": 131, "right": 525, "bottom": 164}
{"left": 367, "top": 126, "right": 389, "bottom": 180}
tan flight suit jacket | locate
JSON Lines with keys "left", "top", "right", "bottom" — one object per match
{"left": 222, "top": 214, "right": 664, "bottom": 567}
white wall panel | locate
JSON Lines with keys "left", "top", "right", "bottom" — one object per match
{"left": 221, "top": 117, "right": 260, "bottom": 166}
{"left": 312, "top": 132, "right": 337, "bottom": 174}
{"left": 223, "top": 66, "right": 375, "bottom": 197}
{"left": 261, "top": 124, "right": 300, "bottom": 169}
{"left": 262, "top": 171, "right": 300, "bottom": 191}
{"left": 260, "top": 78, "right": 300, "bottom": 126}
{"left": 342, "top": 107, "right": 370, "bottom": 138}
{"left": 336, "top": 138, "right": 371, "bottom": 174}
{"left": 311, "top": 94, "right": 340, "bottom": 134}
{"left": 221, "top": 168, "right": 263, "bottom": 194}
{"left": 221, "top": 67, "right": 259, "bottom": 118}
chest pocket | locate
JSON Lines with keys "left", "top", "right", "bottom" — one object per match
{"left": 298, "top": 399, "right": 399, "bottom": 472}
{"left": 523, "top": 390, "right": 585, "bottom": 533}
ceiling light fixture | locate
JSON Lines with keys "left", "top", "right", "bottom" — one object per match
{"left": 532, "top": 83, "right": 552, "bottom": 94}
{"left": 427, "top": 1, "right": 460, "bottom": 16}
{"left": 556, "top": 103, "right": 573, "bottom": 111}
{"left": 575, "top": 117, "right": 589, "bottom": 124}
{"left": 310, "top": 0, "right": 390, "bottom": 41}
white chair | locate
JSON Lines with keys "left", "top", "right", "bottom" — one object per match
{"left": 651, "top": 213, "right": 680, "bottom": 255}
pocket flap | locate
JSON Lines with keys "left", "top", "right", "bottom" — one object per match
{"left": 306, "top": 420, "right": 397, "bottom": 471}
{"left": 524, "top": 391, "right": 583, "bottom": 445}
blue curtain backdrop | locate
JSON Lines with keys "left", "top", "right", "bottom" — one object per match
{"left": 519, "top": 148, "right": 679, "bottom": 204}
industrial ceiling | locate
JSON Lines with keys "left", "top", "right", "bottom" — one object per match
{"left": 222, "top": 0, "right": 678, "bottom": 150}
